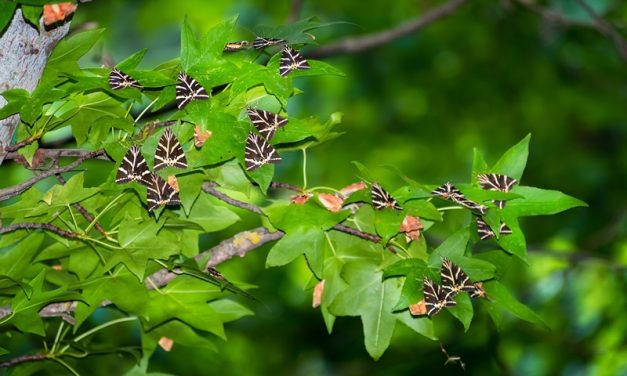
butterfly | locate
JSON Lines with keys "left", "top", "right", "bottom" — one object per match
{"left": 146, "top": 173, "right": 180, "bottom": 211}
{"left": 175, "top": 72, "right": 209, "bottom": 109}
{"left": 423, "top": 277, "right": 456, "bottom": 318}
{"left": 371, "top": 183, "right": 402, "bottom": 210}
{"left": 154, "top": 128, "right": 187, "bottom": 171}
{"left": 440, "top": 257, "right": 476, "bottom": 299}
{"left": 252, "top": 36, "right": 286, "bottom": 50}
{"left": 115, "top": 145, "right": 151, "bottom": 186}
{"left": 224, "top": 40, "right": 251, "bottom": 52}
{"left": 476, "top": 216, "right": 512, "bottom": 240}
{"left": 244, "top": 132, "right": 281, "bottom": 171}
{"left": 279, "top": 46, "right": 310, "bottom": 77}
{"left": 432, "top": 183, "right": 488, "bottom": 215}
{"left": 477, "top": 173, "right": 518, "bottom": 209}
{"left": 247, "top": 108, "right": 288, "bottom": 140}
{"left": 470, "top": 282, "right": 487, "bottom": 299}
{"left": 108, "top": 68, "right": 142, "bottom": 90}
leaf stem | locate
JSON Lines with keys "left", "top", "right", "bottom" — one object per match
{"left": 72, "top": 316, "right": 137, "bottom": 343}
{"left": 49, "top": 356, "right": 80, "bottom": 376}
{"left": 437, "top": 206, "right": 463, "bottom": 212}
{"left": 66, "top": 204, "right": 79, "bottom": 232}
{"left": 134, "top": 97, "right": 159, "bottom": 124}
{"left": 302, "top": 148, "right": 308, "bottom": 189}
{"left": 84, "top": 193, "right": 125, "bottom": 234}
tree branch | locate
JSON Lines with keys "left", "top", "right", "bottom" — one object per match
{"left": 3, "top": 148, "right": 112, "bottom": 162}
{"left": 202, "top": 182, "right": 264, "bottom": 215}
{"left": 0, "top": 149, "right": 105, "bottom": 201}
{"left": 0, "top": 353, "right": 47, "bottom": 368}
{"left": 0, "top": 222, "right": 77, "bottom": 239}
{"left": 0, "top": 9, "right": 71, "bottom": 165}
{"left": 308, "top": 0, "right": 467, "bottom": 58}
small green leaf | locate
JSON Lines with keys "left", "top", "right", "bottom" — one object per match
{"left": 483, "top": 280, "right": 547, "bottom": 327}
{"left": 491, "top": 134, "right": 530, "bottom": 181}
{"left": 48, "top": 28, "right": 105, "bottom": 70}
{"left": 447, "top": 293, "right": 474, "bottom": 331}
{"left": 185, "top": 194, "right": 240, "bottom": 232}
{"left": 20, "top": 5, "right": 41, "bottom": 29}
{"left": 506, "top": 186, "right": 587, "bottom": 217}
{"left": 266, "top": 228, "right": 324, "bottom": 275}
{"left": 394, "top": 310, "right": 437, "bottom": 340}
{"left": 265, "top": 201, "right": 350, "bottom": 233}
{"left": 0, "top": 346, "right": 8, "bottom": 355}
{"left": 140, "top": 320, "right": 217, "bottom": 360}
{"left": 117, "top": 49, "right": 148, "bottom": 71}
{"left": 0, "top": 2, "right": 17, "bottom": 32}
{"left": 471, "top": 147, "right": 489, "bottom": 180}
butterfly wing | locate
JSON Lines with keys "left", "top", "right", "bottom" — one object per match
{"left": 279, "top": 46, "right": 310, "bottom": 77}
{"left": 154, "top": 128, "right": 188, "bottom": 171}
{"left": 247, "top": 108, "right": 288, "bottom": 140}
{"left": 440, "top": 257, "right": 475, "bottom": 298}
{"left": 424, "top": 277, "right": 456, "bottom": 318}
{"left": 371, "top": 183, "right": 402, "bottom": 210}
{"left": 109, "top": 68, "right": 142, "bottom": 90}
{"left": 252, "top": 37, "right": 286, "bottom": 50}
{"left": 432, "top": 182, "right": 463, "bottom": 200}
{"left": 244, "top": 133, "right": 281, "bottom": 171}
{"left": 146, "top": 173, "right": 180, "bottom": 211}
{"left": 175, "top": 72, "right": 209, "bottom": 109}
{"left": 224, "top": 40, "right": 251, "bottom": 52}
{"left": 477, "top": 173, "right": 518, "bottom": 208}
{"left": 476, "top": 217, "right": 495, "bottom": 240}
{"left": 116, "top": 145, "right": 151, "bottom": 185}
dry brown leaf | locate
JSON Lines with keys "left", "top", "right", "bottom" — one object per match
{"left": 158, "top": 336, "right": 174, "bottom": 352}
{"left": 167, "top": 175, "right": 179, "bottom": 192}
{"left": 400, "top": 215, "right": 424, "bottom": 242}
{"left": 43, "top": 3, "right": 78, "bottom": 26}
{"left": 409, "top": 299, "right": 427, "bottom": 316}
{"left": 312, "top": 280, "right": 325, "bottom": 308}
{"left": 318, "top": 193, "right": 344, "bottom": 212}
{"left": 52, "top": 265, "right": 63, "bottom": 271}
{"left": 340, "top": 181, "right": 367, "bottom": 196}
{"left": 290, "top": 193, "right": 312, "bottom": 205}
{"left": 193, "top": 125, "right": 212, "bottom": 148}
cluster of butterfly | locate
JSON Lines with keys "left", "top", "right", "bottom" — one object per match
{"left": 422, "top": 257, "right": 486, "bottom": 318}
{"left": 369, "top": 173, "right": 518, "bottom": 240}
{"left": 223, "top": 36, "right": 311, "bottom": 77}
{"left": 115, "top": 128, "right": 187, "bottom": 211}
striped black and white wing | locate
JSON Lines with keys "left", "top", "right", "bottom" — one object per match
{"left": 476, "top": 217, "right": 495, "bottom": 240}
{"left": 440, "top": 257, "right": 475, "bottom": 298}
{"left": 154, "top": 128, "right": 187, "bottom": 171}
{"left": 116, "top": 145, "right": 151, "bottom": 185}
{"left": 244, "top": 133, "right": 281, "bottom": 171}
{"left": 423, "top": 277, "right": 456, "bottom": 318}
{"left": 108, "top": 68, "right": 142, "bottom": 90}
{"left": 432, "top": 182, "right": 464, "bottom": 200}
{"left": 146, "top": 173, "right": 180, "bottom": 211}
{"left": 477, "top": 173, "right": 518, "bottom": 208}
{"left": 175, "top": 72, "right": 209, "bottom": 109}
{"left": 454, "top": 196, "right": 489, "bottom": 215}
{"left": 279, "top": 46, "right": 310, "bottom": 77}
{"left": 247, "top": 108, "right": 288, "bottom": 140}
{"left": 499, "top": 222, "right": 512, "bottom": 236}
{"left": 252, "top": 36, "right": 286, "bottom": 50}
{"left": 371, "top": 183, "right": 402, "bottom": 210}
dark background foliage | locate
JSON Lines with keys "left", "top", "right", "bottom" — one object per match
{"left": 2, "top": 0, "right": 626, "bottom": 375}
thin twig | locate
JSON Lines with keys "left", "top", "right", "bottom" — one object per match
{"left": 0, "top": 223, "right": 77, "bottom": 239}
{"left": 270, "top": 181, "right": 302, "bottom": 192}
{"left": 0, "top": 149, "right": 105, "bottom": 201}
{"left": 55, "top": 174, "right": 107, "bottom": 236}
{"left": 333, "top": 223, "right": 381, "bottom": 243}
{"left": 1, "top": 137, "right": 36, "bottom": 153}
{"left": 0, "top": 353, "right": 47, "bottom": 368}
{"left": 201, "top": 182, "right": 264, "bottom": 215}
{"left": 3, "top": 148, "right": 111, "bottom": 162}
{"left": 575, "top": 0, "right": 627, "bottom": 61}
{"left": 287, "top": 0, "right": 304, "bottom": 23}
{"left": 308, "top": 0, "right": 467, "bottom": 58}
{"left": 204, "top": 227, "right": 285, "bottom": 268}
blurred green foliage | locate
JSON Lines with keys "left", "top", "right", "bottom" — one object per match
{"left": 1, "top": 0, "right": 626, "bottom": 375}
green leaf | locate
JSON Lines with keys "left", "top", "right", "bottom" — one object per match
{"left": 491, "top": 134, "right": 530, "bottom": 181}
{"left": 373, "top": 208, "right": 404, "bottom": 242}
{"left": 40, "top": 172, "right": 99, "bottom": 208}
{"left": 9, "top": 270, "right": 83, "bottom": 336}
{"left": 0, "top": 275, "right": 34, "bottom": 298}
{"left": 0, "top": 346, "right": 8, "bottom": 355}
{"left": 330, "top": 261, "right": 401, "bottom": 360}
{"left": 0, "top": 88, "right": 29, "bottom": 119}
{"left": 47, "top": 29, "right": 105, "bottom": 71}
{"left": 471, "top": 147, "right": 489, "bottom": 180}
{"left": 140, "top": 320, "right": 217, "bottom": 359}
{"left": 117, "top": 49, "right": 148, "bottom": 71}
{"left": 319, "top": 254, "right": 347, "bottom": 333}
{"left": 21, "top": 5, "right": 41, "bottom": 28}
{"left": 265, "top": 201, "right": 351, "bottom": 233}
{"left": 266, "top": 228, "right": 324, "bottom": 277}
{"left": 447, "top": 293, "right": 474, "bottom": 331}
{"left": 383, "top": 258, "right": 428, "bottom": 310}
{"left": 483, "top": 280, "right": 547, "bottom": 327}
{"left": 0, "top": 233, "right": 45, "bottom": 278}
{"left": 506, "top": 186, "right": 587, "bottom": 217}
{"left": 0, "top": 2, "right": 17, "bottom": 32}
{"left": 185, "top": 194, "right": 240, "bottom": 232}
{"left": 394, "top": 310, "right": 436, "bottom": 340}
{"left": 180, "top": 17, "right": 235, "bottom": 71}
{"left": 496, "top": 216, "right": 528, "bottom": 260}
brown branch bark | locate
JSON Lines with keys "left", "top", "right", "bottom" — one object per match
{"left": 0, "top": 353, "right": 47, "bottom": 368}
{"left": 308, "top": 0, "right": 467, "bottom": 58}
{"left": 3, "top": 148, "right": 112, "bottom": 162}
{"left": 287, "top": 0, "right": 304, "bottom": 23}
{"left": 0, "top": 9, "right": 71, "bottom": 165}
{"left": 0, "top": 222, "right": 77, "bottom": 239}
{"left": 202, "top": 182, "right": 264, "bottom": 215}
{"left": 0, "top": 149, "right": 105, "bottom": 201}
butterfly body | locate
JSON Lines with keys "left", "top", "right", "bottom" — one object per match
{"left": 146, "top": 173, "right": 180, "bottom": 211}
{"left": 423, "top": 277, "right": 456, "bottom": 317}
{"left": 253, "top": 37, "right": 286, "bottom": 50}
{"left": 109, "top": 68, "right": 142, "bottom": 90}
{"left": 244, "top": 133, "right": 281, "bottom": 171}
{"left": 224, "top": 40, "right": 251, "bottom": 52}
{"left": 175, "top": 72, "right": 209, "bottom": 109}
{"left": 247, "top": 108, "right": 288, "bottom": 140}
{"left": 432, "top": 182, "right": 488, "bottom": 215}
{"left": 154, "top": 128, "right": 188, "bottom": 171}
{"left": 116, "top": 145, "right": 151, "bottom": 186}
{"left": 279, "top": 46, "right": 310, "bottom": 77}
{"left": 371, "top": 183, "right": 402, "bottom": 210}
